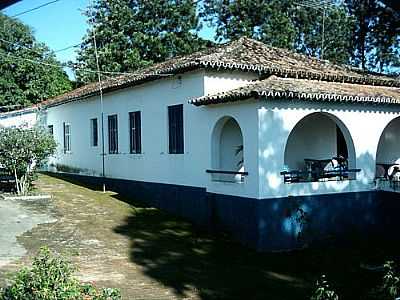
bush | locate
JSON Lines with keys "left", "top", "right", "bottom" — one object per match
{"left": 310, "top": 275, "right": 339, "bottom": 300}
{"left": 369, "top": 260, "right": 400, "bottom": 300}
{"left": 0, "top": 247, "right": 121, "bottom": 300}
{"left": 0, "top": 127, "right": 56, "bottom": 195}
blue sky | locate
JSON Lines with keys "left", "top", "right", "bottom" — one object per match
{"left": 4, "top": 0, "right": 90, "bottom": 65}
{"left": 3, "top": 0, "right": 216, "bottom": 68}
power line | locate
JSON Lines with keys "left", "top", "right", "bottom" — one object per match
{"left": 0, "top": 50, "right": 173, "bottom": 77}
{"left": 53, "top": 43, "right": 81, "bottom": 53}
{"left": 0, "top": 38, "right": 43, "bottom": 56}
{"left": 11, "top": 0, "right": 62, "bottom": 18}
{"left": 0, "top": 36, "right": 173, "bottom": 76}
{"left": 0, "top": 37, "right": 81, "bottom": 56}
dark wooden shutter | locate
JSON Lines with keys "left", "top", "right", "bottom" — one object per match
{"left": 63, "top": 122, "right": 67, "bottom": 153}
{"left": 168, "top": 104, "right": 183, "bottom": 154}
{"left": 129, "top": 111, "right": 141, "bottom": 154}
{"left": 91, "top": 118, "right": 98, "bottom": 147}
{"left": 108, "top": 115, "right": 118, "bottom": 154}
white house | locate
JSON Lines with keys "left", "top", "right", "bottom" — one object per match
{"left": 4, "top": 37, "right": 400, "bottom": 250}
{"left": 0, "top": 106, "right": 38, "bottom": 129}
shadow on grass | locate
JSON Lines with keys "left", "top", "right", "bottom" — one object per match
{"left": 112, "top": 199, "right": 400, "bottom": 300}
{"left": 41, "top": 172, "right": 400, "bottom": 300}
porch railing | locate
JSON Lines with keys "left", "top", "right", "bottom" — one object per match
{"left": 375, "top": 163, "right": 400, "bottom": 191}
{"left": 280, "top": 168, "right": 361, "bottom": 184}
{"left": 206, "top": 169, "right": 248, "bottom": 183}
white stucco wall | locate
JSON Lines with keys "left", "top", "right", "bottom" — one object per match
{"left": 45, "top": 70, "right": 261, "bottom": 198}
{"left": 258, "top": 99, "right": 400, "bottom": 199}
{"left": 6, "top": 67, "right": 396, "bottom": 200}
{"left": 0, "top": 108, "right": 38, "bottom": 128}
{"left": 284, "top": 113, "right": 337, "bottom": 170}
{"left": 203, "top": 71, "right": 257, "bottom": 95}
{"left": 219, "top": 118, "right": 243, "bottom": 171}
{"left": 376, "top": 118, "right": 400, "bottom": 164}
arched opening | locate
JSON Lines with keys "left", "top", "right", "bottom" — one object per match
{"left": 283, "top": 112, "right": 357, "bottom": 183}
{"left": 376, "top": 117, "right": 400, "bottom": 181}
{"left": 210, "top": 116, "right": 245, "bottom": 182}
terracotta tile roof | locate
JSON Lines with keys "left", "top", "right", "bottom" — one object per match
{"left": 189, "top": 76, "right": 400, "bottom": 106}
{"left": 42, "top": 37, "right": 400, "bottom": 108}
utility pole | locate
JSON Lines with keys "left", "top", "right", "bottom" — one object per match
{"left": 89, "top": 0, "right": 106, "bottom": 193}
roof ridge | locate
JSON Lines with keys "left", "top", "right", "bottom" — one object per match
{"left": 41, "top": 37, "right": 400, "bottom": 108}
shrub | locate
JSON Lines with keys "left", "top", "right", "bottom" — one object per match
{"left": 310, "top": 275, "right": 339, "bottom": 300}
{"left": 0, "top": 127, "right": 56, "bottom": 195}
{"left": 370, "top": 260, "right": 400, "bottom": 300}
{"left": 382, "top": 261, "right": 400, "bottom": 298}
{"left": 0, "top": 247, "right": 121, "bottom": 300}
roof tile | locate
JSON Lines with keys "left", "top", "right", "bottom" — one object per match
{"left": 190, "top": 76, "right": 400, "bottom": 106}
{"left": 42, "top": 37, "right": 400, "bottom": 108}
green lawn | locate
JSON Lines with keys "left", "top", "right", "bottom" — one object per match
{"left": 13, "top": 174, "right": 400, "bottom": 299}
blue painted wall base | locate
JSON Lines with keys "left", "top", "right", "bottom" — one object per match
{"left": 45, "top": 172, "right": 400, "bottom": 251}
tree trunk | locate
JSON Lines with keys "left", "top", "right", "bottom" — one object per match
{"left": 13, "top": 167, "right": 20, "bottom": 195}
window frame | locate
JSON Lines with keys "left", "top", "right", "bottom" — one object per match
{"left": 129, "top": 111, "right": 142, "bottom": 154}
{"left": 108, "top": 114, "right": 118, "bottom": 154}
{"left": 168, "top": 104, "right": 184, "bottom": 154}
{"left": 90, "top": 118, "right": 98, "bottom": 147}
{"left": 47, "top": 125, "right": 53, "bottom": 136}
{"left": 63, "top": 122, "right": 71, "bottom": 153}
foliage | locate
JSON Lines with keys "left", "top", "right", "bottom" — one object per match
{"left": 0, "top": 13, "right": 71, "bottom": 108}
{"left": 345, "top": 0, "right": 400, "bottom": 72}
{"left": 0, "top": 247, "right": 121, "bottom": 300}
{"left": 201, "top": 0, "right": 399, "bottom": 72}
{"left": 0, "top": 127, "right": 56, "bottom": 195}
{"left": 201, "top": 0, "right": 355, "bottom": 65}
{"left": 75, "top": 0, "right": 211, "bottom": 83}
{"left": 367, "top": 261, "right": 400, "bottom": 300}
{"left": 382, "top": 261, "right": 400, "bottom": 298}
{"left": 310, "top": 275, "right": 339, "bottom": 300}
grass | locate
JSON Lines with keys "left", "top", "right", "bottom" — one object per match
{"left": 16, "top": 173, "right": 400, "bottom": 299}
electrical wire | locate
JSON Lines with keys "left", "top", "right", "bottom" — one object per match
{"left": 53, "top": 43, "right": 81, "bottom": 53}
{"left": 11, "top": 0, "right": 62, "bottom": 18}
{"left": 0, "top": 51, "right": 174, "bottom": 77}
{"left": 0, "top": 37, "right": 81, "bottom": 56}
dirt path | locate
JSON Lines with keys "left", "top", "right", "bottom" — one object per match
{"left": 0, "top": 174, "right": 192, "bottom": 299}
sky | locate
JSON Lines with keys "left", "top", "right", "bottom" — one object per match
{"left": 3, "top": 0, "right": 216, "bottom": 78}
{"left": 4, "top": 0, "right": 90, "bottom": 65}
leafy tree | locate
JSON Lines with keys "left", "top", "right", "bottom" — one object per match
{"left": 201, "top": 0, "right": 400, "bottom": 71}
{"left": 346, "top": 0, "right": 400, "bottom": 72}
{"left": 0, "top": 247, "right": 121, "bottom": 300}
{"left": 75, "top": 0, "right": 211, "bottom": 83}
{"left": 0, "top": 13, "right": 71, "bottom": 108}
{"left": 0, "top": 127, "right": 56, "bottom": 195}
{"left": 201, "top": 0, "right": 355, "bottom": 64}
{"left": 293, "top": 2, "right": 355, "bottom": 64}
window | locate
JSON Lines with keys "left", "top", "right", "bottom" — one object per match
{"left": 90, "top": 118, "right": 98, "bottom": 147}
{"left": 108, "top": 114, "right": 118, "bottom": 154}
{"left": 168, "top": 104, "right": 184, "bottom": 154}
{"left": 129, "top": 111, "right": 141, "bottom": 154}
{"left": 48, "top": 125, "right": 53, "bottom": 136}
{"left": 63, "top": 123, "right": 71, "bottom": 153}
